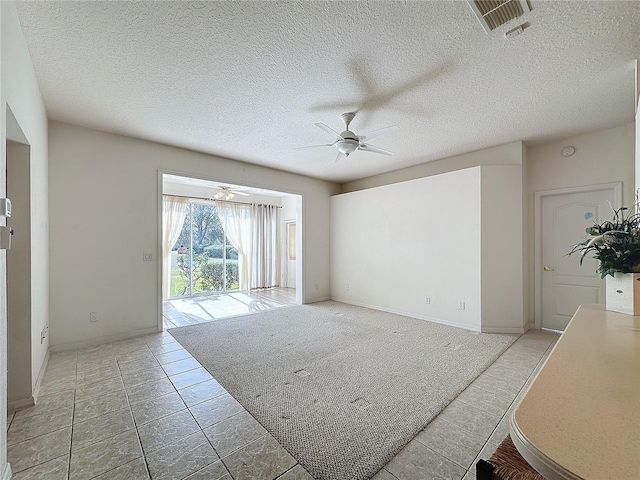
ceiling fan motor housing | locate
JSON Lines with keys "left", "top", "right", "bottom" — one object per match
{"left": 341, "top": 112, "right": 356, "bottom": 129}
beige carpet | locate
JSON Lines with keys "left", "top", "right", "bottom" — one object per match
{"left": 169, "top": 301, "right": 517, "bottom": 480}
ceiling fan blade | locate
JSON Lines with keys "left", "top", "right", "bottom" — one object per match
{"left": 315, "top": 123, "right": 344, "bottom": 141}
{"left": 335, "top": 152, "right": 346, "bottom": 163}
{"left": 293, "top": 144, "right": 334, "bottom": 150}
{"left": 359, "top": 143, "right": 393, "bottom": 156}
{"left": 358, "top": 125, "right": 399, "bottom": 142}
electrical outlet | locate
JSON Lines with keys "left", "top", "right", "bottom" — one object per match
{"left": 90, "top": 312, "right": 98, "bottom": 322}
{"left": 424, "top": 297, "right": 431, "bottom": 304}
{"left": 143, "top": 252, "right": 153, "bottom": 261}
{"left": 458, "top": 302, "right": 466, "bottom": 310}
{"left": 315, "top": 284, "right": 318, "bottom": 290}
{"left": 346, "top": 284, "right": 350, "bottom": 291}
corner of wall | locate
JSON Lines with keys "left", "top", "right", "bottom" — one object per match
{"left": 527, "top": 124, "right": 635, "bottom": 328}
{"left": 479, "top": 164, "right": 525, "bottom": 332}
{"left": 2, "top": 3, "right": 50, "bottom": 472}
{"left": 522, "top": 143, "right": 531, "bottom": 329}
{"left": 341, "top": 141, "right": 525, "bottom": 193}
{"left": 635, "top": 101, "right": 639, "bottom": 194}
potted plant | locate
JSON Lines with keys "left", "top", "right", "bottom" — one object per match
{"left": 569, "top": 205, "right": 640, "bottom": 315}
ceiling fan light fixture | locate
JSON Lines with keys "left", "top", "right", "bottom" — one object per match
{"left": 213, "top": 190, "right": 235, "bottom": 201}
{"left": 335, "top": 139, "right": 360, "bottom": 155}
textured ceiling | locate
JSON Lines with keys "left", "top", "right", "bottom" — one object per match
{"left": 15, "top": 1, "right": 640, "bottom": 183}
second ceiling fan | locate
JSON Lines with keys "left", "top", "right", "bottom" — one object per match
{"left": 296, "top": 112, "right": 399, "bottom": 163}
{"left": 212, "top": 186, "right": 249, "bottom": 201}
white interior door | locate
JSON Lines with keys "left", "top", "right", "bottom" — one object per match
{"left": 540, "top": 187, "right": 618, "bottom": 330}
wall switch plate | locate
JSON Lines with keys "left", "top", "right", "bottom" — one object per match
{"left": 0, "top": 198, "right": 11, "bottom": 217}
{"left": 90, "top": 312, "right": 98, "bottom": 322}
{"left": 143, "top": 252, "right": 153, "bottom": 261}
{"left": 424, "top": 297, "right": 431, "bottom": 304}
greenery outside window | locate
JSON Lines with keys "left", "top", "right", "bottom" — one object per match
{"left": 170, "top": 200, "right": 239, "bottom": 298}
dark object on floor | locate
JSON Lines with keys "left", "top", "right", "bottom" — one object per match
{"left": 477, "top": 434, "right": 545, "bottom": 480}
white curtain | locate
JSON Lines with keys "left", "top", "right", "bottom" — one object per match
{"left": 162, "top": 195, "right": 189, "bottom": 300}
{"left": 250, "top": 204, "right": 280, "bottom": 289}
{"left": 216, "top": 201, "right": 252, "bottom": 291}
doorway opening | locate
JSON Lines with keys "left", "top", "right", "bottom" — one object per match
{"left": 160, "top": 173, "right": 301, "bottom": 329}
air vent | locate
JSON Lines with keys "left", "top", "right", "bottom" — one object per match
{"left": 468, "top": 0, "right": 531, "bottom": 34}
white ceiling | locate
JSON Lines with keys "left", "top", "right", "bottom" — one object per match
{"left": 15, "top": 1, "right": 640, "bottom": 184}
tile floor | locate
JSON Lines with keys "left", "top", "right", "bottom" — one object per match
{"left": 7, "top": 320, "right": 559, "bottom": 480}
{"left": 163, "top": 288, "right": 297, "bottom": 329}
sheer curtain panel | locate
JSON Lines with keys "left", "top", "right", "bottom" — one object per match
{"left": 162, "top": 195, "right": 189, "bottom": 300}
{"left": 216, "top": 201, "right": 252, "bottom": 291}
{"left": 250, "top": 204, "right": 280, "bottom": 289}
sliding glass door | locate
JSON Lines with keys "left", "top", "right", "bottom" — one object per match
{"left": 170, "top": 200, "right": 239, "bottom": 298}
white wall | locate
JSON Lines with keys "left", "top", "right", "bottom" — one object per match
{"left": 48, "top": 122, "right": 338, "bottom": 350}
{"left": 635, "top": 103, "right": 640, "bottom": 195}
{"left": 480, "top": 166, "right": 524, "bottom": 333}
{"left": 342, "top": 141, "right": 524, "bottom": 193}
{"left": 331, "top": 168, "right": 483, "bottom": 330}
{"left": 528, "top": 124, "right": 635, "bottom": 203}
{"left": 1, "top": 0, "right": 50, "bottom": 475}
{"left": 521, "top": 143, "right": 529, "bottom": 327}
{"left": 7, "top": 142, "right": 32, "bottom": 406}
{"left": 342, "top": 128, "right": 634, "bottom": 329}
{"left": 332, "top": 165, "right": 526, "bottom": 332}
{"left": 337, "top": 141, "right": 527, "bottom": 332}
{"left": 280, "top": 196, "right": 298, "bottom": 224}
{"left": 280, "top": 196, "right": 299, "bottom": 290}
{"left": 527, "top": 124, "right": 635, "bottom": 323}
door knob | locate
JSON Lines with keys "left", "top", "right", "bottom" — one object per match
{"left": 543, "top": 266, "right": 554, "bottom": 271}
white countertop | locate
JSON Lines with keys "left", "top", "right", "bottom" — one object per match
{"left": 511, "top": 304, "right": 640, "bottom": 480}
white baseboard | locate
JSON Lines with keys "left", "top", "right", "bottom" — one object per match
{"left": 305, "top": 296, "right": 331, "bottom": 304}
{"left": 7, "top": 396, "right": 34, "bottom": 412}
{"left": 8, "top": 348, "right": 51, "bottom": 413}
{"left": 32, "top": 348, "right": 50, "bottom": 404}
{"left": 50, "top": 326, "right": 160, "bottom": 352}
{"left": 481, "top": 326, "right": 526, "bottom": 334}
{"left": 330, "top": 297, "right": 482, "bottom": 333}
{"left": 2, "top": 462, "right": 12, "bottom": 480}
{"left": 541, "top": 327, "right": 565, "bottom": 334}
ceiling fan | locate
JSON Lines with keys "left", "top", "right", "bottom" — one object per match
{"left": 212, "top": 186, "right": 249, "bottom": 201}
{"left": 296, "top": 112, "right": 399, "bottom": 162}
